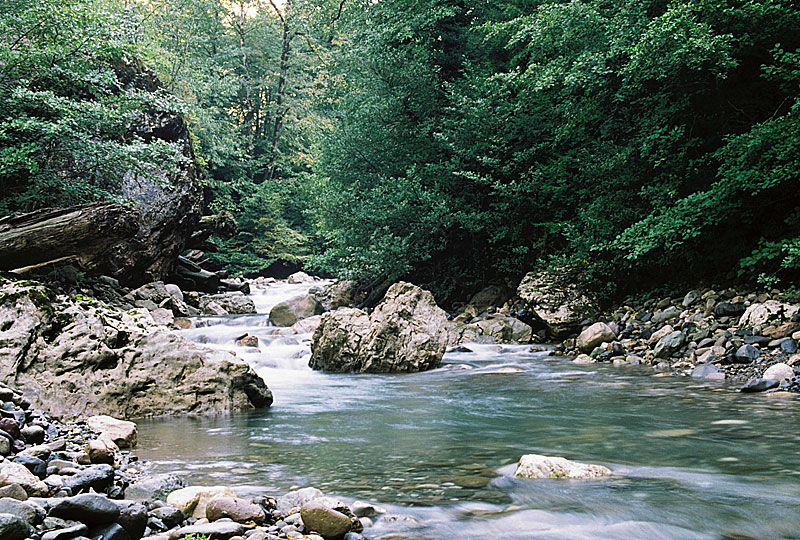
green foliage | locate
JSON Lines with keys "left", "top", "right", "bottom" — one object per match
{"left": 310, "top": 0, "right": 800, "bottom": 301}
{"left": 0, "top": 0, "right": 186, "bottom": 213}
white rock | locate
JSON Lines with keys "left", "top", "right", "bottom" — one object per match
{"left": 514, "top": 454, "right": 611, "bottom": 479}
{"left": 648, "top": 325, "right": 674, "bottom": 346}
{"left": 87, "top": 415, "right": 137, "bottom": 448}
{"left": 576, "top": 322, "right": 615, "bottom": 352}
{"left": 0, "top": 462, "right": 48, "bottom": 496}
{"left": 763, "top": 363, "right": 794, "bottom": 383}
{"left": 572, "top": 354, "right": 595, "bottom": 364}
{"left": 166, "top": 486, "right": 236, "bottom": 518}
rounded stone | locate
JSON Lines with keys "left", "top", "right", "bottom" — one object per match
{"left": 205, "top": 497, "right": 265, "bottom": 523}
{"left": 300, "top": 499, "right": 352, "bottom": 539}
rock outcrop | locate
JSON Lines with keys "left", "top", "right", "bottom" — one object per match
{"left": 0, "top": 278, "right": 272, "bottom": 419}
{"left": 517, "top": 269, "right": 597, "bottom": 336}
{"left": 309, "top": 282, "right": 449, "bottom": 373}
{"left": 514, "top": 454, "right": 611, "bottom": 479}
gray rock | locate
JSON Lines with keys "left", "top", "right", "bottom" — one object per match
{"left": 277, "top": 487, "right": 323, "bottom": 515}
{"left": 41, "top": 523, "right": 89, "bottom": 540}
{"left": 0, "top": 281, "right": 272, "bottom": 418}
{"left": 148, "top": 505, "right": 184, "bottom": 529}
{"left": 314, "top": 281, "right": 364, "bottom": 311}
{"left": 781, "top": 339, "right": 798, "bottom": 354}
{"left": 287, "top": 272, "right": 313, "bottom": 284}
{"left": 0, "top": 513, "right": 34, "bottom": 540}
{"left": 20, "top": 425, "right": 45, "bottom": 445}
{"left": 49, "top": 494, "right": 120, "bottom": 525}
{"left": 115, "top": 500, "right": 147, "bottom": 540}
{"left": 0, "top": 497, "right": 44, "bottom": 524}
{"left": 473, "top": 315, "right": 532, "bottom": 344}
{"left": 740, "top": 378, "right": 780, "bottom": 393}
{"left": 654, "top": 331, "right": 684, "bottom": 358}
{"left": 514, "top": 454, "right": 611, "bottom": 479}
{"left": 165, "top": 284, "right": 184, "bottom": 302}
{"left": 652, "top": 307, "right": 681, "bottom": 324}
{"left": 682, "top": 290, "right": 701, "bottom": 307}
{"left": 714, "top": 303, "right": 746, "bottom": 317}
{"left": 310, "top": 283, "right": 450, "bottom": 373}
{"left": 691, "top": 363, "right": 724, "bottom": 380}
{"left": 124, "top": 474, "right": 186, "bottom": 503}
{"left": 0, "top": 484, "right": 28, "bottom": 501}
{"left": 269, "top": 295, "right": 324, "bottom": 327}
{"left": 576, "top": 322, "right": 615, "bottom": 353}
{"left": 87, "top": 523, "right": 130, "bottom": 540}
{"left": 199, "top": 294, "right": 256, "bottom": 315}
{"left": 516, "top": 269, "right": 597, "bottom": 336}
{"left": 763, "top": 363, "right": 794, "bottom": 383}
{"left": 300, "top": 500, "right": 352, "bottom": 539}
{"left": 735, "top": 344, "right": 761, "bottom": 362}
{"left": 60, "top": 464, "right": 115, "bottom": 494}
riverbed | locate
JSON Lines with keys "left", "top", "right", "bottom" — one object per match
{"left": 135, "top": 281, "right": 800, "bottom": 540}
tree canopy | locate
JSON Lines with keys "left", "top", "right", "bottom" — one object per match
{"left": 1, "top": 0, "right": 798, "bottom": 301}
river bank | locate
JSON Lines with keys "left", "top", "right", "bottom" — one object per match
{"left": 2, "top": 269, "right": 800, "bottom": 540}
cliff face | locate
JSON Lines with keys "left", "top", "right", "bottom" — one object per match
{"left": 106, "top": 58, "right": 203, "bottom": 285}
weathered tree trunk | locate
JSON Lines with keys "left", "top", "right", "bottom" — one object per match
{"left": 0, "top": 203, "right": 140, "bottom": 273}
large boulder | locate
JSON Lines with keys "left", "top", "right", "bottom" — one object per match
{"left": 107, "top": 58, "right": 203, "bottom": 286}
{"left": 514, "top": 454, "right": 611, "bottom": 479}
{"left": 310, "top": 282, "right": 449, "bottom": 373}
{"left": 314, "top": 281, "right": 365, "bottom": 311}
{"left": 198, "top": 293, "right": 256, "bottom": 315}
{"left": 0, "top": 279, "right": 272, "bottom": 419}
{"left": 517, "top": 269, "right": 597, "bottom": 336}
{"left": 472, "top": 315, "right": 532, "bottom": 344}
{"left": 576, "top": 322, "right": 615, "bottom": 352}
{"left": 269, "top": 295, "right": 324, "bottom": 327}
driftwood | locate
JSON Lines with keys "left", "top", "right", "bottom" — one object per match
{"left": 0, "top": 203, "right": 139, "bottom": 273}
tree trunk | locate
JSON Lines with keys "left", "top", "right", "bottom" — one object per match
{"left": 0, "top": 203, "right": 140, "bottom": 273}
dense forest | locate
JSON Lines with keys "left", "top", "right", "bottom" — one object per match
{"left": 1, "top": 0, "right": 799, "bottom": 303}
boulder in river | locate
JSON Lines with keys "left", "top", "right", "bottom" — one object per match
{"left": 516, "top": 269, "right": 598, "bottom": 337}
{"left": 199, "top": 293, "right": 256, "bottom": 315}
{"left": 0, "top": 279, "right": 272, "bottom": 418}
{"left": 514, "top": 454, "right": 611, "bottom": 479}
{"left": 269, "top": 294, "right": 324, "bottom": 327}
{"left": 309, "top": 282, "right": 449, "bottom": 373}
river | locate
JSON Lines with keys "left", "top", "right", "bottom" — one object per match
{"left": 135, "top": 280, "right": 800, "bottom": 540}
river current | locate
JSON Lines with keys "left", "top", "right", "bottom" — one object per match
{"left": 136, "top": 280, "right": 800, "bottom": 540}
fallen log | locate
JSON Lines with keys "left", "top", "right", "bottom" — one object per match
{"left": 0, "top": 203, "right": 140, "bottom": 273}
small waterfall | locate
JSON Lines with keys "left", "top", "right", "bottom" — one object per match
{"left": 179, "top": 279, "right": 332, "bottom": 374}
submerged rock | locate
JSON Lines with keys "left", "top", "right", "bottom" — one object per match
{"left": 514, "top": 454, "right": 611, "bottom": 479}
{"left": 310, "top": 282, "right": 449, "bottom": 373}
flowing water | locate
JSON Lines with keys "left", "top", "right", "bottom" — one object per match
{"left": 136, "top": 281, "right": 800, "bottom": 540}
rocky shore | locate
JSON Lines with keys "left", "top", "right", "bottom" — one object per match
{"left": 448, "top": 271, "right": 800, "bottom": 394}
{"left": 0, "top": 379, "right": 381, "bottom": 540}
{"left": 0, "top": 271, "right": 271, "bottom": 419}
